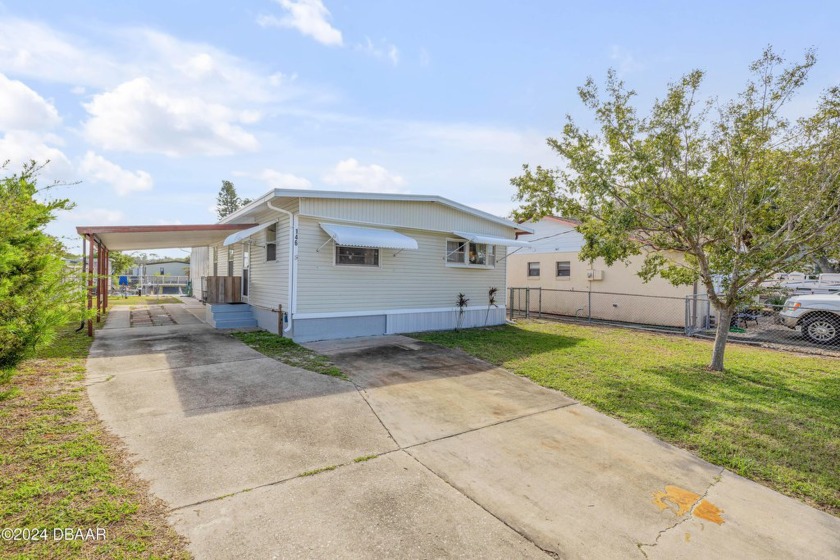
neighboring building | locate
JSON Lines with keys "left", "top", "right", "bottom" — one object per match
{"left": 507, "top": 217, "right": 692, "bottom": 327}
{"left": 197, "top": 189, "right": 531, "bottom": 342}
{"left": 129, "top": 259, "right": 190, "bottom": 277}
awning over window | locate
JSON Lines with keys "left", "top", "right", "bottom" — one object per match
{"left": 320, "top": 223, "right": 419, "bottom": 250}
{"left": 223, "top": 221, "right": 277, "bottom": 246}
{"left": 452, "top": 231, "right": 531, "bottom": 248}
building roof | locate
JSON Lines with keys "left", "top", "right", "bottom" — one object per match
{"left": 220, "top": 188, "right": 534, "bottom": 234}
{"left": 541, "top": 216, "right": 582, "bottom": 227}
{"left": 76, "top": 224, "right": 251, "bottom": 251}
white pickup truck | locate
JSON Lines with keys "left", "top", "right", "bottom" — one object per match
{"left": 779, "top": 293, "right": 840, "bottom": 345}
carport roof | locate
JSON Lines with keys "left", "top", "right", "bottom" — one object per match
{"left": 76, "top": 224, "right": 251, "bottom": 251}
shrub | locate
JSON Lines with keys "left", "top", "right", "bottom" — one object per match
{"left": 0, "top": 162, "right": 80, "bottom": 367}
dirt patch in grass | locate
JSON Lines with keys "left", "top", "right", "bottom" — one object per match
{"left": 414, "top": 320, "right": 840, "bottom": 516}
{"left": 231, "top": 331, "right": 348, "bottom": 380}
{"left": 0, "top": 323, "right": 190, "bottom": 559}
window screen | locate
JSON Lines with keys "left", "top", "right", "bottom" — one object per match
{"left": 336, "top": 246, "right": 379, "bottom": 266}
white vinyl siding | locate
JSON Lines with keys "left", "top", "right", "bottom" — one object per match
{"left": 300, "top": 198, "right": 514, "bottom": 238}
{"left": 244, "top": 202, "right": 295, "bottom": 312}
{"left": 295, "top": 216, "right": 507, "bottom": 314}
{"left": 205, "top": 200, "right": 297, "bottom": 312}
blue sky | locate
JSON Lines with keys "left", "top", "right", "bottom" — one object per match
{"left": 1, "top": 0, "right": 838, "bottom": 256}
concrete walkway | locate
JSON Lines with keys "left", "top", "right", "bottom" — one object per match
{"left": 87, "top": 310, "right": 840, "bottom": 559}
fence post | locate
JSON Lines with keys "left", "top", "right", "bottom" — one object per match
{"left": 684, "top": 297, "right": 690, "bottom": 336}
{"left": 525, "top": 288, "right": 530, "bottom": 319}
{"left": 509, "top": 288, "right": 514, "bottom": 321}
{"left": 538, "top": 287, "right": 542, "bottom": 319}
{"left": 587, "top": 290, "right": 592, "bottom": 322}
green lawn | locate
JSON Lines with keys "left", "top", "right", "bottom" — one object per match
{"left": 231, "top": 331, "right": 348, "bottom": 379}
{"left": 0, "top": 322, "right": 190, "bottom": 559}
{"left": 414, "top": 320, "right": 840, "bottom": 516}
{"left": 107, "top": 296, "right": 183, "bottom": 306}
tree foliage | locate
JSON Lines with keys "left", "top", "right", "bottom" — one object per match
{"left": 215, "top": 180, "right": 251, "bottom": 220}
{"left": 109, "top": 251, "right": 135, "bottom": 276}
{"left": 511, "top": 48, "right": 840, "bottom": 370}
{"left": 0, "top": 162, "right": 81, "bottom": 367}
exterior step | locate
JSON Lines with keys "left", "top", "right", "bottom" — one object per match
{"left": 213, "top": 318, "right": 258, "bottom": 329}
{"left": 205, "top": 303, "right": 257, "bottom": 329}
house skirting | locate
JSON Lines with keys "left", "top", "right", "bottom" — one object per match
{"left": 254, "top": 306, "right": 507, "bottom": 343}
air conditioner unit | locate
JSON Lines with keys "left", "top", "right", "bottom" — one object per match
{"left": 586, "top": 269, "right": 604, "bottom": 281}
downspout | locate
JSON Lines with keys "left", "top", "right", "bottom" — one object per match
{"left": 267, "top": 200, "right": 296, "bottom": 333}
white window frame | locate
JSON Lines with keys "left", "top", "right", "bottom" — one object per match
{"left": 528, "top": 262, "right": 540, "bottom": 277}
{"left": 445, "top": 238, "right": 496, "bottom": 269}
{"left": 266, "top": 224, "right": 277, "bottom": 262}
{"left": 334, "top": 245, "right": 381, "bottom": 268}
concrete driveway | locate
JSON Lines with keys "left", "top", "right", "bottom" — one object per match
{"left": 87, "top": 307, "right": 840, "bottom": 559}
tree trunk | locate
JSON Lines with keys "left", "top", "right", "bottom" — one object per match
{"left": 709, "top": 305, "right": 735, "bottom": 371}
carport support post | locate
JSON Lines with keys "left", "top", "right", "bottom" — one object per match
{"left": 103, "top": 247, "right": 108, "bottom": 314}
{"left": 96, "top": 240, "right": 102, "bottom": 323}
{"left": 87, "top": 234, "right": 94, "bottom": 336}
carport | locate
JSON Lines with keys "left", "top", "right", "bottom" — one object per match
{"left": 75, "top": 224, "right": 251, "bottom": 336}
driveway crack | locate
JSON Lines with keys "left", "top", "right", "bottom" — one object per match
{"left": 636, "top": 467, "right": 725, "bottom": 558}
{"left": 402, "top": 449, "right": 559, "bottom": 559}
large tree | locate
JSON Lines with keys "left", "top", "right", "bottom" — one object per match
{"left": 215, "top": 180, "right": 251, "bottom": 220}
{"left": 0, "top": 162, "right": 80, "bottom": 367}
{"left": 511, "top": 48, "right": 840, "bottom": 371}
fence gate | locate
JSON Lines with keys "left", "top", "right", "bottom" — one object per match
{"left": 508, "top": 287, "right": 541, "bottom": 320}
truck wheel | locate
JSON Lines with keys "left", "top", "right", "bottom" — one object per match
{"left": 802, "top": 314, "right": 840, "bottom": 345}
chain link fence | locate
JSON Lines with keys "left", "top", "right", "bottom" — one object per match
{"left": 508, "top": 287, "right": 840, "bottom": 357}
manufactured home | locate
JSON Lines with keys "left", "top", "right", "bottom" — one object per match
{"left": 198, "top": 189, "right": 531, "bottom": 342}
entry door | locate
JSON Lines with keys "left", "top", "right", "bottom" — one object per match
{"left": 242, "top": 244, "right": 250, "bottom": 300}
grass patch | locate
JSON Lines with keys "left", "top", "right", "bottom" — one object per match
{"left": 299, "top": 465, "right": 338, "bottom": 477}
{"left": 231, "top": 330, "right": 348, "bottom": 380}
{"left": 353, "top": 455, "right": 378, "bottom": 463}
{"left": 107, "top": 296, "right": 182, "bottom": 306}
{"left": 413, "top": 320, "right": 840, "bottom": 516}
{"left": 0, "top": 322, "right": 190, "bottom": 559}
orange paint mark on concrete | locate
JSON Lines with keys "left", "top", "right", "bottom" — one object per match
{"left": 652, "top": 485, "right": 725, "bottom": 525}
{"left": 653, "top": 485, "right": 700, "bottom": 516}
{"left": 693, "top": 499, "right": 725, "bottom": 525}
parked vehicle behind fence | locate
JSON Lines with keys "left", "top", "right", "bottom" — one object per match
{"left": 779, "top": 293, "right": 840, "bottom": 345}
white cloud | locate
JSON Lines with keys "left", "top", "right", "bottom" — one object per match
{"left": 257, "top": 169, "right": 312, "bottom": 189}
{"left": 258, "top": 0, "right": 343, "bottom": 47}
{"left": 0, "top": 19, "right": 295, "bottom": 107}
{"left": 0, "top": 19, "right": 121, "bottom": 88}
{"left": 0, "top": 73, "right": 60, "bottom": 131}
{"left": 323, "top": 158, "right": 406, "bottom": 192}
{"left": 79, "top": 151, "right": 153, "bottom": 195}
{"left": 82, "top": 77, "right": 260, "bottom": 157}
{"left": 72, "top": 207, "right": 125, "bottom": 224}
{"left": 610, "top": 45, "right": 644, "bottom": 75}
{"left": 0, "top": 131, "right": 72, "bottom": 178}
{"left": 355, "top": 38, "right": 400, "bottom": 66}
